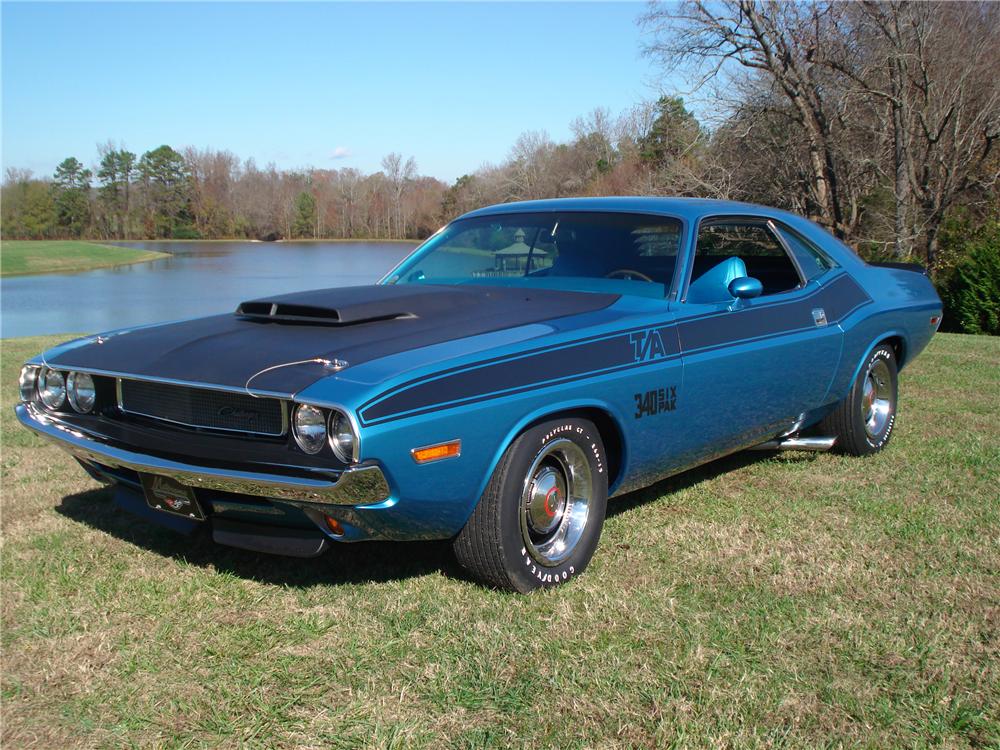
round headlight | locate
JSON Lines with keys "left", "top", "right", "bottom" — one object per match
{"left": 329, "top": 411, "right": 358, "bottom": 463}
{"left": 19, "top": 366, "right": 39, "bottom": 402}
{"left": 38, "top": 368, "right": 66, "bottom": 410}
{"left": 292, "top": 404, "right": 327, "bottom": 454}
{"left": 67, "top": 371, "right": 96, "bottom": 413}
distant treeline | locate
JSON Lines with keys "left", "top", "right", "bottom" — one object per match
{"left": 1, "top": 146, "right": 447, "bottom": 243}
{"left": 2, "top": 1, "right": 997, "bottom": 333}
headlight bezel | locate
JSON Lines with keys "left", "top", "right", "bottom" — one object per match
{"left": 38, "top": 368, "right": 67, "bottom": 411}
{"left": 67, "top": 371, "right": 97, "bottom": 414}
{"left": 292, "top": 403, "right": 328, "bottom": 455}
{"left": 328, "top": 409, "right": 360, "bottom": 464}
{"left": 19, "top": 365, "right": 39, "bottom": 403}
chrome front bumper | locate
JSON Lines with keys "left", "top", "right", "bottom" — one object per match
{"left": 15, "top": 403, "right": 390, "bottom": 507}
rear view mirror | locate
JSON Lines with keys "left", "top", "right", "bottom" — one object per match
{"left": 728, "top": 276, "right": 763, "bottom": 300}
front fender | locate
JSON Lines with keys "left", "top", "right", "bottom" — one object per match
{"left": 354, "top": 393, "right": 630, "bottom": 540}
{"left": 477, "top": 397, "right": 630, "bottom": 502}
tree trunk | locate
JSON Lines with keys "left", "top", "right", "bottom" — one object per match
{"left": 891, "top": 75, "right": 909, "bottom": 259}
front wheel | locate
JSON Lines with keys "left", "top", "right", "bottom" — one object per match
{"left": 820, "top": 343, "right": 899, "bottom": 456}
{"left": 453, "top": 417, "right": 608, "bottom": 592}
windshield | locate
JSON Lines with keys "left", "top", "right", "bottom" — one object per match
{"left": 383, "top": 211, "right": 682, "bottom": 298}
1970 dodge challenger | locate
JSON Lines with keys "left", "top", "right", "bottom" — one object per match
{"left": 16, "top": 198, "right": 942, "bottom": 591}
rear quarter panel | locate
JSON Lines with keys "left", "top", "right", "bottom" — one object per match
{"left": 828, "top": 265, "right": 942, "bottom": 400}
{"left": 778, "top": 217, "right": 942, "bottom": 403}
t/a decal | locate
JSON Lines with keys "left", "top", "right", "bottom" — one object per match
{"left": 629, "top": 329, "right": 668, "bottom": 363}
{"left": 634, "top": 385, "right": 677, "bottom": 419}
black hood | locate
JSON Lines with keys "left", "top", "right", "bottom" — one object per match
{"left": 46, "top": 284, "right": 618, "bottom": 394}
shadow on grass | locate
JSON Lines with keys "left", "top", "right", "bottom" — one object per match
{"left": 606, "top": 450, "right": 797, "bottom": 518}
{"left": 55, "top": 487, "right": 454, "bottom": 588}
{"left": 54, "top": 449, "right": 811, "bottom": 588}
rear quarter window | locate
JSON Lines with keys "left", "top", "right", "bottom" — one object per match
{"left": 775, "top": 225, "right": 837, "bottom": 280}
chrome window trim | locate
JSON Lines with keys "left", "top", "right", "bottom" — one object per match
{"left": 766, "top": 219, "right": 809, "bottom": 289}
{"left": 681, "top": 214, "right": 808, "bottom": 303}
{"left": 116, "top": 376, "right": 290, "bottom": 438}
{"left": 770, "top": 220, "right": 840, "bottom": 277}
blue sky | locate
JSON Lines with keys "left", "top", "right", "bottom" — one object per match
{"left": 2, "top": 1, "right": 664, "bottom": 183}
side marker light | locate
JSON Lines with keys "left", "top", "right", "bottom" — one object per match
{"left": 411, "top": 440, "right": 462, "bottom": 464}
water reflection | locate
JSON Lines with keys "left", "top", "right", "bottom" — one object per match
{"left": 1, "top": 241, "right": 417, "bottom": 338}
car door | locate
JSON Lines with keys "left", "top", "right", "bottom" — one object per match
{"left": 671, "top": 216, "right": 846, "bottom": 465}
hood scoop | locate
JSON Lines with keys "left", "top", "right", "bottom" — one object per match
{"left": 234, "top": 285, "right": 455, "bottom": 326}
{"left": 236, "top": 300, "right": 413, "bottom": 326}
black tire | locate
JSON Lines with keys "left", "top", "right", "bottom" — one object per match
{"left": 820, "top": 343, "right": 899, "bottom": 456}
{"left": 453, "top": 417, "right": 609, "bottom": 592}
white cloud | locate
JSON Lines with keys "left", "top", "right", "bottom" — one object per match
{"left": 330, "top": 146, "right": 352, "bottom": 160}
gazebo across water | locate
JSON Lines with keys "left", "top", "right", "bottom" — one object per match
{"left": 493, "top": 229, "right": 554, "bottom": 274}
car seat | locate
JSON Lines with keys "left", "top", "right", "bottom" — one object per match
{"left": 686, "top": 256, "right": 747, "bottom": 304}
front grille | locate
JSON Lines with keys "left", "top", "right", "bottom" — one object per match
{"left": 118, "top": 379, "right": 286, "bottom": 436}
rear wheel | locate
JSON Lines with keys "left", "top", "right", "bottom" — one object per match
{"left": 453, "top": 417, "right": 608, "bottom": 592}
{"left": 821, "top": 343, "right": 898, "bottom": 456}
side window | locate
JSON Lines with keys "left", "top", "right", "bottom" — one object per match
{"left": 687, "top": 221, "right": 802, "bottom": 303}
{"left": 774, "top": 225, "right": 836, "bottom": 280}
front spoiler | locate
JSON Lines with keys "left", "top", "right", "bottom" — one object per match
{"left": 15, "top": 403, "right": 390, "bottom": 507}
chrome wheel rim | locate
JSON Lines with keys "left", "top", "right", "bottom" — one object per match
{"left": 861, "top": 358, "right": 893, "bottom": 438}
{"left": 520, "top": 438, "right": 592, "bottom": 567}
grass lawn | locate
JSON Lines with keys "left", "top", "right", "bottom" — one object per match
{"left": 0, "top": 240, "right": 170, "bottom": 277}
{"left": 1, "top": 333, "right": 997, "bottom": 748}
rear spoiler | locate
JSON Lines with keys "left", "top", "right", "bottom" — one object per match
{"left": 868, "top": 261, "right": 929, "bottom": 277}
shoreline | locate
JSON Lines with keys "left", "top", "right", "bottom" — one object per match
{"left": 1, "top": 237, "right": 419, "bottom": 279}
{"left": 0, "top": 241, "right": 171, "bottom": 278}
{"left": 1, "top": 253, "right": 172, "bottom": 278}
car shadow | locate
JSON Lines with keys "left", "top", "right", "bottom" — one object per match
{"left": 55, "top": 487, "right": 455, "bottom": 588}
{"left": 606, "top": 449, "right": 791, "bottom": 518}
{"left": 54, "top": 449, "right": 815, "bottom": 588}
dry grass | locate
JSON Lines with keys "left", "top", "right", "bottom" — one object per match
{"left": 1, "top": 333, "right": 998, "bottom": 748}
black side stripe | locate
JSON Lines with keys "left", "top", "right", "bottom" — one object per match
{"left": 360, "top": 324, "right": 679, "bottom": 425}
{"left": 358, "top": 274, "right": 871, "bottom": 426}
{"left": 679, "top": 273, "right": 868, "bottom": 353}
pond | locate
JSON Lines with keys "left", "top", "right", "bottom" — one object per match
{"left": 1, "top": 241, "right": 418, "bottom": 339}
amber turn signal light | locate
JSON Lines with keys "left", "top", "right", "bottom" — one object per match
{"left": 324, "top": 515, "right": 345, "bottom": 537}
{"left": 411, "top": 440, "right": 461, "bottom": 464}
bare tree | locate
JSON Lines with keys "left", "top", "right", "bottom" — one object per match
{"left": 643, "top": 2, "right": 848, "bottom": 232}
{"left": 861, "top": 2, "right": 1000, "bottom": 262}
{"left": 381, "top": 152, "right": 417, "bottom": 237}
{"left": 504, "top": 131, "right": 555, "bottom": 200}
{"left": 642, "top": 0, "right": 1000, "bottom": 261}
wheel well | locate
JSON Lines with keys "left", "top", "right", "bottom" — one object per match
{"left": 880, "top": 335, "right": 906, "bottom": 368}
{"left": 522, "top": 407, "right": 624, "bottom": 489}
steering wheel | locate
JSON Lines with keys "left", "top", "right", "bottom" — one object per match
{"left": 605, "top": 268, "right": 655, "bottom": 283}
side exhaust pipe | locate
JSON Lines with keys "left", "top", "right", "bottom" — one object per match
{"left": 750, "top": 436, "right": 837, "bottom": 452}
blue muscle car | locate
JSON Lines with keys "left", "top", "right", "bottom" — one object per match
{"left": 16, "top": 198, "right": 943, "bottom": 591}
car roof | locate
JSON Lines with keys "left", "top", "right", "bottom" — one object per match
{"left": 458, "top": 196, "right": 802, "bottom": 224}
{"left": 453, "top": 196, "right": 864, "bottom": 269}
